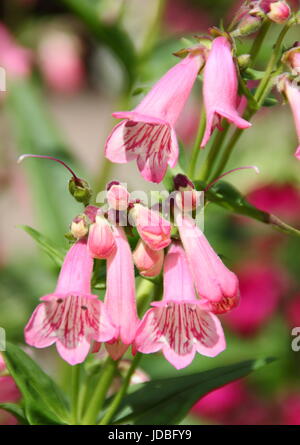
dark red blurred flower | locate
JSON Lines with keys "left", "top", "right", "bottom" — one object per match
{"left": 285, "top": 294, "right": 300, "bottom": 327}
{"left": 280, "top": 394, "right": 300, "bottom": 425}
{"left": 164, "top": 0, "right": 211, "bottom": 35}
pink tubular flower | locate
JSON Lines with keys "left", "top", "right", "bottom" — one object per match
{"left": 176, "top": 211, "right": 239, "bottom": 313}
{"left": 87, "top": 212, "right": 116, "bottom": 259}
{"left": 201, "top": 36, "right": 251, "bottom": 147}
{"left": 129, "top": 203, "right": 171, "bottom": 251}
{"left": 284, "top": 79, "right": 300, "bottom": 159}
{"left": 107, "top": 182, "right": 129, "bottom": 211}
{"left": 134, "top": 242, "right": 226, "bottom": 369}
{"left": 105, "top": 53, "right": 203, "bottom": 183}
{"left": 25, "top": 239, "right": 115, "bottom": 365}
{"left": 104, "top": 225, "right": 139, "bottom": 360}
{"left": 133, "top": 239, "right": 164, "bottom": 277}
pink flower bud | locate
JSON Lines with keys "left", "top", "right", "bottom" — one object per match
{"left": 267, "top": 1, "right": 291, "bottom": 23}
{"left": 88, "top": 213, "right": 116, "bottom": 259}
{"left": 231, "top": 14, "right": 263, "bottom": 37}
{"left": 71, "top": 214, "right": 89, "bottom": 239}
{"left": 133, "top": 239, "right": 164, "bottom": 277}
{"left": 129, "top": 203, "right": 171, "bottom": 251}
{"left": 107, "top": 182, "right": 129, "bottom": 211}
{"left": 282, "top": 43, "right": 300, "bottom": 75}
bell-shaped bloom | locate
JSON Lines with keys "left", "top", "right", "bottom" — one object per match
{"left": 87, "top": 212, "right": 116, "bottom": 259}
{"left": 25, "top": 240, "right": 116, "bottom": 365}
{"left": 107, "top": 182, "right": 130, "bottom": 211}
{"left": 129, "top": 203, "right": 171, "bottom": 251}
{"left": 134, "top": 242, "right": 226, "bottom": 369}
{"left": 201, "top": 36, "right": 251, "bottom": 147}
{"left": 284, "top": 80, "right": 300, "bottom": 159}
{"left": 105, "top": 53, "right": 203, "bottom": 183}
{"left": 133, "top": 239, "right": 164, "bottom": 277}
{"left": 104, "top": 225, "right": 139, "bottom": 360}
{"left": 176, "top": 210, "right": 239, "bottom": 313}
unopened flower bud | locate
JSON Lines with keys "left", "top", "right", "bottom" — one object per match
{"left": 129, "top": 203, "right": 171, "bottom": 251}
{"left": 133, "top": 239, "right": 164, "bottom": 277}
{"left": 107, "top": 182, "right": 129, "bottom": 211}
{"left": 282, "top": 43, "right": 300, "bottom": 75}
{"left": 173, "top": 174, "right": 200, "bottom": 212}
{"left": 231, "top": 14, "right": 263, "bottom": 37}
{"left": 237, "top": 54, "right": 251, "bottom": 70}
{"left": 71, "top": 214, "right": 89, "bottom": 239}
{"left": 87, "top": 213, "right": 116, "bottom": 259}
{"left": 267, "top": 1, "right": 291, "bottom": 24}
{"left": 69, "top": 177, "right": 92, "bottom": 206}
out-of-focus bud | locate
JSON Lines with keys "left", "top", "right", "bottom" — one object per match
{"left": 129, "top": 203, "right": 171, "bottom": 251}
{"left": 173, "top": 174, "right": 201, "bottom": 212}
{"left": 107, "top": 181, "right": 129, "bottom": 211}
{"left": 231, "top": 14, "right": 263, "bottom": 37}
{"left": 87, "top": 212, "right": 116, "bottom": 259}
{"left": 267, "top": 1, "right": 291, "bottom": 23}
{"left": 69, "top": 177, "right": 92, "bottom": 206}
{"left": 0, "top": 23, "right": 32, "bottom": 79}
{"left": 237, "top": 54, "right": 251, "bottom": 70}
{"left": 70, "top": 214, "right": 89, "bottom": 239}
{"left": 282, "top": 43, "right": 300, "bottom": 75}
{"left": 133, "top": 239, "right": 164, "bottom": 277}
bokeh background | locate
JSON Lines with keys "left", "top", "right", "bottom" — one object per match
{"left": 1, "top": 0, "right": 300, "bottom": 425}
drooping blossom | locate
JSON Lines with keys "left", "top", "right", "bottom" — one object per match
{"left": 104, "top": 225, "right": 139, "bottom": 360}
{"left": 105, "top": 52, "right": 204, "bottom": 183}
{"left": 224, "top": 262, "right": 285, "bottom": 336}
{"left": 129, "top": 203, "right": 171, "bottom": 251}
{"left": 0, "top": 23, "right": 32, "bottom": 78}
{"left": 88, "top": 212, "right": 116, "bottom": 259}
{"left": 25, "top": 239, "right": 115, "bottom": 365}
{"left": 283, "top": 79, "right": 300, "bottom": 159}
{"left": 133, "top": 239, "right": 164, "bottom": 277}
{"left": 176, "top": 209, "right": 239, "bottom": 313}
{"left": 0, "top": 353, "right": 21, "bottom": 425}
{"left": 200, "top": 36, "right": 251, "bottom": 147}
{"left": 134, "top": 242, "right": 226, "bottom": 369}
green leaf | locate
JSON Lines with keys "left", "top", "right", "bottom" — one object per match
{"left": 115, "top": 358, "right": 274, "bottom": 425}
{"left": 0, "top": 403, "right": 28, "bottom": 424}
{"left": 195, "top": 180, "right": 300, "bottom": 238}
{"left": 21, "top": 225, "right": 65, "bottom": 267}
{"left": 61, "top": 0, "right": 137, "bottom": 91}
{"left": 262, "top": 95, "right": 279, "bottom": 107}
{"left": 3, "top": 343, "right": 70, "bottom": 425}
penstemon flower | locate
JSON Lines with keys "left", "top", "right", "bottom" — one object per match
{"left": 134, "top": 242, "right": 226, "bottom": 369}
{"left": 175, "top": 209, "right": 240, "bottom": 314}
{"left": 200, "top": 36, "right": 251, "bottom": 147}
{"left": 87, "top": 211, "right": 116, "bottom": 259}
{"left": 133, "top": 239, "right": 164, "bottom": 277}
{"left": 104, "top": 225, "right": 139, "bottom": 360}
{"left": 25, "top": 239, "right": 116, "bottom": 365}
{"left": 105, "top": 52, "right": 204, "bottom": 183}
{"left": 283, "top": 78, "right": 300, "bottom": 159}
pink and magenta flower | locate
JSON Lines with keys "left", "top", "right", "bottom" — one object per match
{"left": 25, "top": 239, "right": 115, "bottom": 365}
{"left": 134, "top": 242, "right": 226, "bottom": 369}
{"left": 201, "top": 36, "right": 251, "bottom": 147}
{"left": 105, "top": 53, "right": 203, "bottom": 183}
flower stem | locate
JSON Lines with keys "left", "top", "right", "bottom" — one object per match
{"left": 249, "top": 20, "right": 271, "bottom": 65}
{"left": 82, "top": 357, "right": 118, "bottom": 425}
{"left": 71, "top": 364, "right": 81, "bottom": 424}
{"left": 99, "top": 353, "right": 142, "bottom": 425}
{"left": 189, "top": 110, "right": 206, "bottom": 179}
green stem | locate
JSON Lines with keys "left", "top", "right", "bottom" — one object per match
{"left": 71, "top": 364, "right": 81, "bottom": 424}
{"left": 249, "top": 20, "right": 271, "bottom": 65}
{"left": 198, "top": 121, "right": 230, "bottom": 182}
{"left": 99, "top": 353, "right": 142, "bottom": 425}
{"left": 82, "top": 357, "right": 118, "bottom": 425}
{"left": 188, "top": 110, "right": 206, "bottom": 179}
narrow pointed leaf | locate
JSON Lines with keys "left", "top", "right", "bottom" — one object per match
{"left": 0, "top": 403, "right": 28, "bottom": 424}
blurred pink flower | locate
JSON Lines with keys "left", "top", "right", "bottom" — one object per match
{"left": 191, "top": 381, "right": 248, "bottom": 423}
{"left": 247, "top": 183, "right": 300, "bottom": 224}
{"left": 134, "top": 242, "right": 226, "bottom": 369}
{"left": 25, "top": 240, "right": 115, "bottom": 365}
{"left": 164, "top": 0, "right": 211, "bottom": 35}
{"left": 0, "top": 23, "right": 32, "bottom": 78}
{"left": 105, "top": 53, "right": 203, "bottom": 183}
{"left": 280, "top": 394, "right": 300, "bottom": 425}
{"left": 285, "top": 294, "right": 300, "bottom": 327}
{"left": 0, "top": 354, "right": 21, "bottom": 425}
{"left": 224, "top": 262, "right": 286, "bottom": 336}
{"left": 201, "top": 36, "right": 251, "bottom": 147}
{"left": 284, "top": 79, "right": 300, "bottom": 159}
{"left": 38, "top": 31, "right": 85, "bottom": 94}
